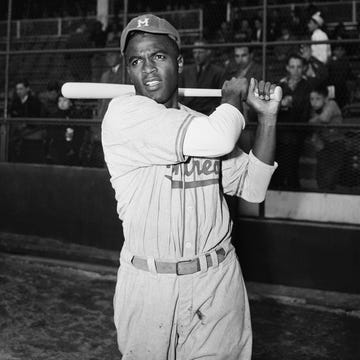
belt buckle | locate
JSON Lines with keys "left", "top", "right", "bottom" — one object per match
{"left": 176, "top": 259, "right": 194, "bottom": 275}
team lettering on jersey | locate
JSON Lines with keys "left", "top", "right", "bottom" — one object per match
{"left": 166, "top": 158, "right": 220, "bottom": 189}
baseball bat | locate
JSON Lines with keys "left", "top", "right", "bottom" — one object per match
{"left": 61, "top": 82, "right": 222, "bottom": 99}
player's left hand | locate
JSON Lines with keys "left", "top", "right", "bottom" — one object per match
{"left": 246, "top": 78, "right": 282, "bottom": 123}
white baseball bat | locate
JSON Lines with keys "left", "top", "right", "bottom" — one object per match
{"left": 61, "top": 82, "right": 222, "bottom": 99}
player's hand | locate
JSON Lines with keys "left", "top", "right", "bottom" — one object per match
{"left": 246, "top": 78, "right": 282, "bottom": 123}
{"left": 221, "top": 77, "right": 248, "bottom": 109}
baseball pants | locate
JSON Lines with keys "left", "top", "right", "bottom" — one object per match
{"left": 113, "top": 247, "right": 252, "bottom": 359}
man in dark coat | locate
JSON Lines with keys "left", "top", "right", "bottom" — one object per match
{"left": 179, "top": 40, "right": 226, "bottom": 115}
{"left": 9, "top": 79, "right": 44, "bottom": 163}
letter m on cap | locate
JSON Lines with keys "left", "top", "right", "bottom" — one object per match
{"left": 137, "top": 18, "right": 149, "bottom": 28}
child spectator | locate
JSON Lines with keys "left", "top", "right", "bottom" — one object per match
{"left": 309, "top": 86, "right": 344, "bottom": 190}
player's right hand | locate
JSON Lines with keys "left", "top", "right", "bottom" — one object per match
{"left": 221, "top": 77, "right": 249, "bottom": 109}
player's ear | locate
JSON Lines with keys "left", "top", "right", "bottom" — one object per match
{"left": 177, "top": 55, "right": 184, "bottom": 74}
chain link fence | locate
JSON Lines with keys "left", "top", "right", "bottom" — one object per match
{"left": 1, "top": 2, "right": 360, "bottom": 195}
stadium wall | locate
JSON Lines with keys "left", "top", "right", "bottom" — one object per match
{"left": 0, "top": 163, "right": 124, "bottom": 251}
{"left": 0, "top": 163, "right": 359, "bottom": 294}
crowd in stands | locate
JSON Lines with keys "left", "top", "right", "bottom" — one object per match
{"left": 5, "top": 6, "right": 360, "bottom": 191}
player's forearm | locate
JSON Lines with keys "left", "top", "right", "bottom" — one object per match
{"left": 251, "top": 116, "right": 276, "bottom": 165}
{"left": 240, "top": 150, "right": 277, "bottom": 203}
{"left": 183, "top": 104, "right": 245, "bottom": 157}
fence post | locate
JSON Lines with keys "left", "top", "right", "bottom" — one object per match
{"left": 1, "top": 0, "right": 13, "bottom": 162}
{"left": 352, "top": 1, "right": 357, "bottom": 24}
{"left": 16, "top": 20, "right": 20, "bottom": 39}
{"left": 57, "top": 18, "right": 62, "bottom": 36}
{"left": 199, "top": 8, "right": 203, "bottom": 40}
{"left": 121, "top": 0, "right": 129, "bottom": 84}
{"left": 262, "top": 0, "right": 267, "bottom": 81}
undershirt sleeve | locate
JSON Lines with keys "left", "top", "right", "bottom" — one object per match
{"left": 183, "top": 103, "right": 245, "bottom": 158}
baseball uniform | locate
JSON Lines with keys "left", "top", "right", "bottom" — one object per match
{"left": 102, "top": 93, "right": 277, "bottom": 359}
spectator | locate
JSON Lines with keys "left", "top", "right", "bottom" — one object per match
{"left": 79, "top": 42, "right": 123, "bottom": 168}
{"left": 215, "top": 21, "right": 234, "bottom": 43}
{"left": 331, "top": 22, "right": 350, "bottom": 40}
{"left": 272, "top": 54, "right": 312, "bottom": 189}
{"left": 39, "top": 80, "right": 61, "bottom": 118}
{"left": 234, "top": 18, "right": 253, "bottom": 42}
{"left": 225, "top": 46, "right": 262, "bottom": 151}
{"left": 179, "top": 40, "right": 226, "bottom": 115}
{"left": 289, "top": 7, "right": 306, "bottom": 38}
{"left": 90, "top": 20, "right": 107, "bottom": 48}
{"left": 299, "top": 43, "right": 328, "bottom": 89}
{"left": 97, "top": 42, "right": 124, "bottom": 119}
{"left": 65, "top": 22, "right": 93, "bottom": 81}
{"left": 274, "top": 25, "right": 298, "bottom": 63}
{"left": 252, "top": 16, "right": 263, "bottom": 42}
{"left": 47, "top": 96, "right": 84, "bottom": 166}
{"left": 309, "top": 86, "right": 344, "bottom": 190}
{"left": 90, "top": 20, "right": 107, "bottom": 81}
{"left": 307, "top": 12, "right": 331, "bottom": 64}
{"left": 225, "top": 46, "right": 262, "bottom": 82}
{"left": 105, "top": 19, "right": 122, "bottom": 44}
{"left": 327, "top": 43, "right": 355, "bottom": 109}
{"left": 39, "top": 80, "right": 62, "bottom": 163}
{"left": 267, "top": 9, "right": 282, "bottom": 41}
{"left": 9, "top": 79, "right": 45, "bottom": 163}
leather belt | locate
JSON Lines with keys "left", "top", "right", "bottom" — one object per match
{"left": 131, "top": 247, "right": 226, "bottom": 275}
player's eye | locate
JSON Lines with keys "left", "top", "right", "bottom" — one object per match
{"left": 154, "top": 54, "right": 166, "bottom": 61}
{"left": 130, "top": 58, "right": 141, "bottom": 66}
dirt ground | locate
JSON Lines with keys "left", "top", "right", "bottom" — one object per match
{"left": 0, "top": 233, "right": 360, "bottom": 360}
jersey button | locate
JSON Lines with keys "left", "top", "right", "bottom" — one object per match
{"left": 185, "top": 242, "right": 192, "bottom": 249}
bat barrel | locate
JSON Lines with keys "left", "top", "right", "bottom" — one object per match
{"left": 61, "top": 82, "right": 222, "bottom": 99}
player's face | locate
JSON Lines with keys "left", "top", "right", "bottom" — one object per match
{"left": 125, "top": 33, "right": 183, "bottom": 109}
{"left": 310, "top": 92, "right": 326, "bottom": 111}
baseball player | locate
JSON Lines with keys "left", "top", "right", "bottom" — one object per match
{"left": 101, "top": 14, "right": 282, "bottom": 360}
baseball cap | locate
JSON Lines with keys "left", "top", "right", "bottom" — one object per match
{"left": 120, "top": 14, "right": 181, "bottom": 54}
{"left": 311, "top": 12, "right": 324, "bottom": 27}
